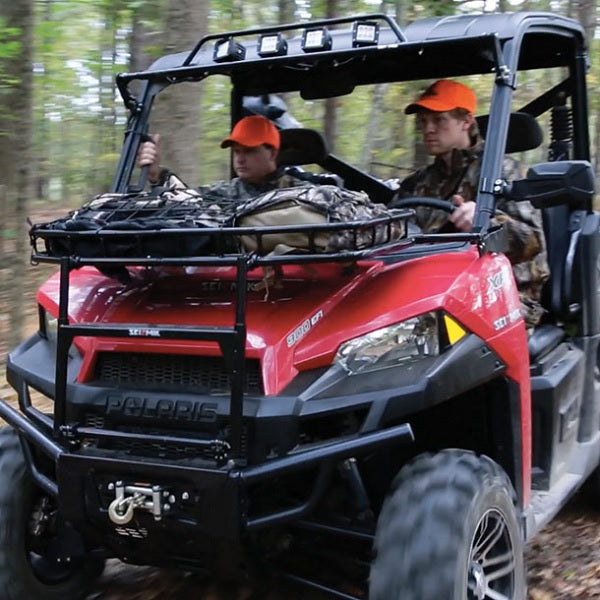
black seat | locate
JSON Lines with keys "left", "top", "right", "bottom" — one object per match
{"left": 540, "top": 204, "right": 586, "bottom": 320}
{"left": 277, "top": 128, "right": 344, "bottom": 186}
{"left": 527, "top": 202, "right": 573, "bottom": 360}
{"left": 476, "top": 112, "right": 544, "bottom": 154}
{"left": 527, "top": 203, "right": 585, "bottom": 359}
{"left": 278, "top": 128, "right": 328, "bottom": 167}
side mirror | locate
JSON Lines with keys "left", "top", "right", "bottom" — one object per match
{"left": 506, "top": 160, "right": 594, "bottom": 209}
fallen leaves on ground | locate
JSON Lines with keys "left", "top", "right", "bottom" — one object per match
{"left": 525, "top": 489, "right": 600, "bottom": 599}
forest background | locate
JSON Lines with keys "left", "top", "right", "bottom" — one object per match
{"left": 0, "top": 0, "right": 598, "bottom": 354}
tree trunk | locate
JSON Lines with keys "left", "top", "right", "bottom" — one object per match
{"left": 395, "top": 0, "right": 408, "bottom": 27}
{"left": 359, "top": 84, "right": 389, "bottom": 172}
{"left": 322, "top": 0, "right": 338, "bottom": 153}
{"left": 594, "top": 107, "right": 600, "bottom": 174}
{"left": 34, "top": 0, "right": 53, "bottom": 202}
{"left": 130, "top": 2, "right": 163, "bottom": 72}
{"left": 0, "top": 184, "right": 6, "bottom": 261}
{"left": 150, "top": 0, "right": 210, "bottom": 185}
{"left": 278, "top": 0, "right": 295, "bottom": 24}
{"left": 95, "top": 3, "right": 120, "bottom": 193}
{"left": 360, "top": 2, "right": 392, "bottom": 172}
{"left": 0, "top": 0, "right": 34, "bottom": 350}
{"left": 130, "top": 11, "right": 156, "bottom": 73}
{"left": 575, "top": 0, "right": 596, "bottom": 51}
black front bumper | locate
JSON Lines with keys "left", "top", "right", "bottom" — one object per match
{"left": 2, "top": 322, "right": 501, "bottom": 554}
{"left": 0, "top": 398, "right": 413, "bottom": 542}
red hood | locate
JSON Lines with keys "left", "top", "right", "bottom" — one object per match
{"left": 37, "top": 263, "right": 379, "bottom": 394}
{"left": 37, "top": 250, "right": 508, "bottom": 395}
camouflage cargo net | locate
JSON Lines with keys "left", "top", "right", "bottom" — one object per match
{"left": 30, "top": 184, "right": 406, "bottom": 259}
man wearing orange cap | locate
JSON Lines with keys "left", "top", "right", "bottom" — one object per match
{"left": 137, "top": 115, "right": 305, "bottom": 200}
{"left": 400, "top": 79, "right": 486, "bottom": 232}
{"left": 397, "top": 79, "right": 549, "bottom": 329}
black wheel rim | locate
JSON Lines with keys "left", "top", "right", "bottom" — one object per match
{"left": 467, "top": 508, "right": 516, "bottom": 600}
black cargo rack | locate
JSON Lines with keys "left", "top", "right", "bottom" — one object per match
{"left": 29, "top": 186, "right": 411, "bottom": 261}
{"left": 30, "top": 215, "right": 409, "bottom": 262}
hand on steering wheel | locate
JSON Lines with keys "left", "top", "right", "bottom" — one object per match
{"left": 391, "top": 195, "right": 475, "bottom": 232}
{"left": 448, "top": 195, "right": 475, "bottom": 232}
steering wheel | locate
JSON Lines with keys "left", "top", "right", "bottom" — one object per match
{"left": 391, "top": 197, "right": 455, "bottom": 213}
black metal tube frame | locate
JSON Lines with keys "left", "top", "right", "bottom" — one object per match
{"left": 51, "top": 254, "right": 249, "bottom": 461}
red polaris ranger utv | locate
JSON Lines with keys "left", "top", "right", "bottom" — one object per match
{"left": 2, "top": 11, "right": 598, "bottom": 600}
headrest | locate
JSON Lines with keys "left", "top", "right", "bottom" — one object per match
{"left": 476, "top": 112, "right": 543, "bottom": 154}
{"left": 277, "top": 128, "right": 328, "bottom": 166}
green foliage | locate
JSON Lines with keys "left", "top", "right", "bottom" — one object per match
{"left": 0, "top": 34, "right": 22, "bottom": 60}
{"left": 17, "top": 0, "right": 600, "bottom": 204}
{"left": 0, "top": 20, "right": 23, "bottom": 90}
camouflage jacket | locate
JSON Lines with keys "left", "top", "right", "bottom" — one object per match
{"left": 158, "top": 167, "right": 308, "bottom": 202}
{"left": 397, "top": 141, "right": 550, "bottom": 329}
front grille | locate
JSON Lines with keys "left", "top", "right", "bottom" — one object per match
{"left": 84, "top": 413, "right": 105, "bottom": 428}
{"left": 111, "top": 438, "right": 210, "bottom": 460}
{"left": 94, "top": 352, "right": 263, "bottom": 395}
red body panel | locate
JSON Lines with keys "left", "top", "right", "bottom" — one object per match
{"left": 37, "top": 248, "right": 531, "bottom": 500}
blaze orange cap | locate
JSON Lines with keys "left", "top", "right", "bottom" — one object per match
{"left": 220, "top": 115, "right": 280, "bottom": 149}
{"left": 405, "top": 80, "right": 477, "bottom": 115}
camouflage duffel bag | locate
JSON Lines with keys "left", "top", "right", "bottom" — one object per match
{"left": 235, "top": 185, "right": 405, "bottom": 255}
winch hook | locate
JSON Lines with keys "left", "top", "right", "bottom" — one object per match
{"left": 108, "top": 496, "right": 136, "bottom": 525}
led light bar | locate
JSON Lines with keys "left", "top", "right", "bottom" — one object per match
{"left": 213, "top": 38, "right": 246, "bottom": 63}
{"left": 301, "top": 27, "right": 332, "bottom": 52}
{"left": 258, "top": 33, "right": 288, "bottom": 57}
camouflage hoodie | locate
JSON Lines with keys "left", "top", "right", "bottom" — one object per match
{"left": 398, "top": 141, "right": 549, "bottom": 329}
{"left": 159, "top": 167, "right": 308, "bottom": 202}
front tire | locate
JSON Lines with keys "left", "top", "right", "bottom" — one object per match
{"left": 369, "top": 449, "right": 525, "bottom": 600}
{"left": 0, "top": 427, "right": 104, "bottom": 599}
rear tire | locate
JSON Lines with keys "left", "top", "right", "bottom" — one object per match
{"left": 0, "top": 427, "right": 104, "bottom": 600}
{"left": 369, "top": 449, "right": 526, "bottom": 600}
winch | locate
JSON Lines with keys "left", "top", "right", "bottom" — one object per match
{"left": 107, "top": 481, "right": 167, "bottom": 525}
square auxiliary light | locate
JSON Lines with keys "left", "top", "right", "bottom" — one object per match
{"left": 258, "top": 33, "right": 288, "bottom": 57}
{"left": 301, "top": 27, "right": 332, "bottom": 53}
{"left": 213, "top": 38, "right": 246, "bottom": 63}
{"left": 352, "top": 21, "right": 380, "bottom": 47}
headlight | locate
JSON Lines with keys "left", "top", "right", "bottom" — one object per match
{"left": 39, "top": 306, "right": 83, "bottom": 361}
{"left": 335, "top": 312, "right": 440, "bottom": 375}
{"left": 40, "top": 307, "right": 58, "bottom": 342}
